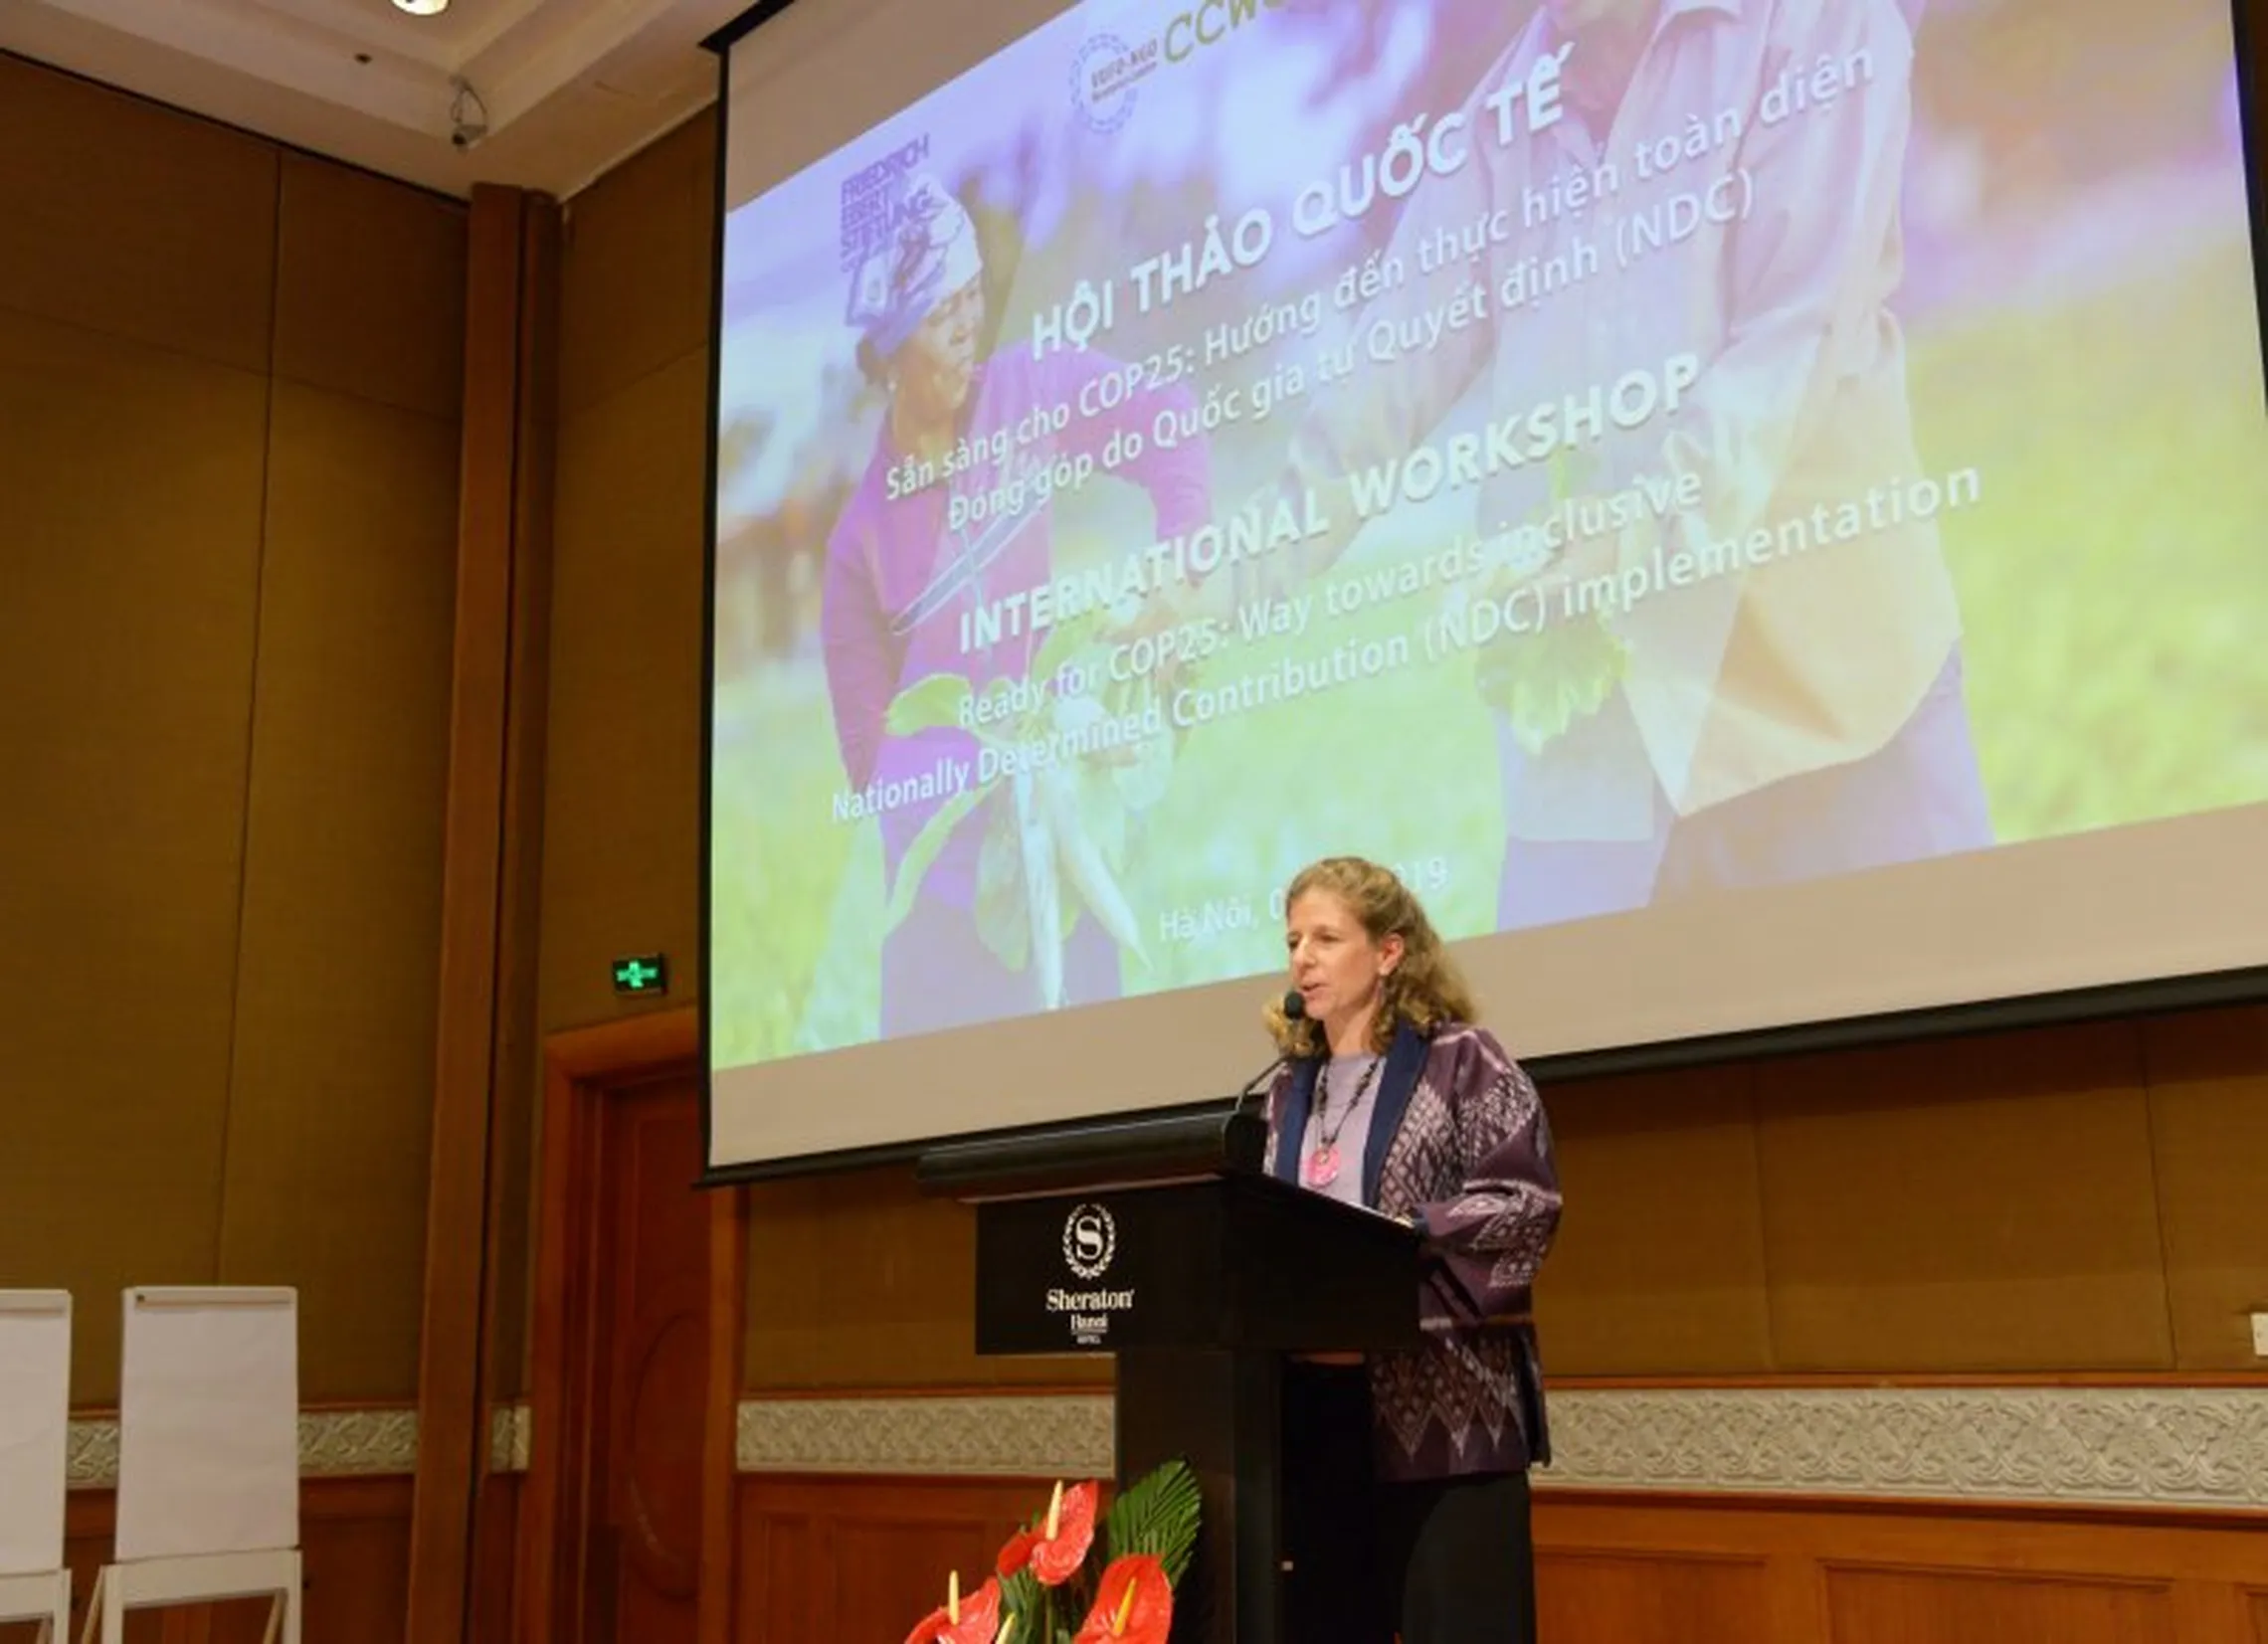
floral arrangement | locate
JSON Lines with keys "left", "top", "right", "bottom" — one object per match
{"left": 906, "top": 1461, "right": 1202, "bottom": 1644}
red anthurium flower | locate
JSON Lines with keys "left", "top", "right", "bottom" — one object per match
{"left": 1073, "top": 1555, "right": 1172, "bottom": 1644}
{"left": 905, "top": 1575, "right": 1003, "bottom": 1644}
{"left": 1004, "top": 1481, "right": 1100, "bottom": 1586}
{"left": 995, "top": 1526, "right": 1040, "bottom": 1578}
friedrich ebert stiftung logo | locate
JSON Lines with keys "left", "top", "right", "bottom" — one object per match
{"left": 1070, "top": 32, "right": 1150, "bottom": 134}
{"left": 837, "top": 132, "right": 931, "bottom": 274}
{"left": 1061, "top": 1202, "right": 1118, "bottom": 1279}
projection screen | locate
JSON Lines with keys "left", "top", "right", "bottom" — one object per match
{"left": 701, "top": 0, "right": 2268, "bottom": 1175}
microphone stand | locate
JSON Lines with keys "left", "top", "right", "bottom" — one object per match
{"left": 1224, "top": 993, "right": 1307, "bottom": 1171}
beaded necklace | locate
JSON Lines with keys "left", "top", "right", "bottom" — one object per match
{"left": 1303, "top": 1051, "right": 1381, "bottom": 1189}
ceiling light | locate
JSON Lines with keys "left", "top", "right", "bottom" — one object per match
{"left": 394, "top": 0, "right": 449, "bottom": 14}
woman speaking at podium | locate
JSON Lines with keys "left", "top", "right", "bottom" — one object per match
{"left": 1261, "top": 856, "right": 1563, "bottom": 1644}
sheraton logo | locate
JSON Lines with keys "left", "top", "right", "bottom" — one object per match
{"left": 1061, "top": 1202, "right": 1117, "bottom": 1279}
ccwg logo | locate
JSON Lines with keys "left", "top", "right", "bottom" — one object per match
{"left": 1061, "top": 1202, "right": 1118, "bottom": 1279}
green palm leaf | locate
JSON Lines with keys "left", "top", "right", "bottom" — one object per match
{"left": 999, "top": 1565, "right": 1040, "bottom": 1637}
{"left": 1102, "top": 1459, "right": 1202, "bottom": 1586}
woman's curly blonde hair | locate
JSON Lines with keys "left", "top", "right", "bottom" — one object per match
{"left": 1262, "top": 855, "right": 1476, "bottom": 1057}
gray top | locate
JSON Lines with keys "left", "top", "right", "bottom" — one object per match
{"left": 1297, "top": 1049, "right": 1384, "bottom": 1208}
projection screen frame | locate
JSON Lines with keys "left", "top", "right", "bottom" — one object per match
{"left": 691, "top": 0, "right": 2268, "bottom": 1187}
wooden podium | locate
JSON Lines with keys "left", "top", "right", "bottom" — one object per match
{"left": 920, "top": 1106, "right": 1422, "bottom": 1644}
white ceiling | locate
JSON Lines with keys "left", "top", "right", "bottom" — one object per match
{"left": 0, "top": 0, "right": 759, "bottom": 200}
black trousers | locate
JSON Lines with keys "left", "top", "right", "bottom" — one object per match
{"left": 1281, "top": 1364, "right": 1538, "bottom": 1644}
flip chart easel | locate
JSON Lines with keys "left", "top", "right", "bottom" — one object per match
{"left": 0, "top": 1571, "right": 71, "bottom": 1644}
{"left": 0, "top": 1290, "right": 73, "bottom": 1643}
{"left": 80, "top": 1288, "right": 301, "bottom": 1644}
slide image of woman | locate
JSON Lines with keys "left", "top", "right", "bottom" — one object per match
{"left": 819, "top": 173, "right": 1215, "bottom": 1040}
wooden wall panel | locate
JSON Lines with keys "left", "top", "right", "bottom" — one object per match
{"left": 1536, "top": 1064, "right": 1774, "bottom": 1375}
{"left": 480, "top": 193, "right": 565, "bottom": 1415}
{"left": 540, "top": 348, "right": 712, "bottom": 1033}
{"left": 1820, "top": 1566, "right": 2175, "bottom": 1644}
{"left": 272, "top": 152, "right": 469, "bottom": 421}
{"left": 743, "top": 1165, "right": 1112, "bottom": 1390}
{"left": 724, "top": 1005, "right": 2268, "bottom": 1388}
{"left": 60, "top": 1475, "right": 412, "bottom": 1644}
{"left": 736, "top": 1005, "right": 2268, "bottom": 1394}
{"left": 221, "top": 381, "right": 461, "bottom": 1401}
{"left": 2140, "top": 1005, "right": 2268, "bottom": 1370}
{"left": 1534, "top": 1551, "right": 1773, "bottom": 1644}
{"left": 1532, "top": 1490, "right": 2268, "bottom": 1644}
{"left": 749, "top": 1508, "right": 818, "bottom": 1644}
{"left": 408, "top": 184, "right": 556, "bottom": 1644}
{"left": 732, "top": 1475, "right": 2268, "bottom": 1644}
{"left": 557, "top": 111, "right": 715, "bottom": 420}
{"left": 0, "top": 56, "right": 278, "bottom": 371}
{"left": 0, "top": 305, "right": 269, "bottom": 1404}
{"left": 537, "top": 112, "right": 724, "bottom": 1418}
{"left": 1751, "top": 1022, "right": 2174, "bottom": 1371}
{"left": 471, "top": 1474, "right": 525, "bottom": 1644}
{"left": 736, "top": 1475, "right": 1061, "bottom": 1644}
{"left": 0, "top": 54, "right": 464, "bottom": 1407}
{"left": 702, "top": 1187, "right": 750, "bottom": 1644}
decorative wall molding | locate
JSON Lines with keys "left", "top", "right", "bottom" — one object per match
{"left": 58, "top": 1387, "right": 2268, "bottom": 1509}
{"left": 489, "top": 1400, "right": 532, "bottom": 1475}
{"left": 739, "top": 1394, "right": 1116, "bottom": 1481}
{"left": 295, "top": 1406, "right": 422, "bottom": 1479}
{"left": 65, "top": 1403, "right": 531, "bottom": 1488}
{"left": 65, "top": 1418, "right": 117, "bottom": 1490}
{"left": 737, "top": 1386, "right": 2268, "bottom": 1512}
{"left": 1541, "top": 1385, "right": 2268, "bottom": 1511}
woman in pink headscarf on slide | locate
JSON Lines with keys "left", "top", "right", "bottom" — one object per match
{"left": 820, "top": 174, "right": 1215, "bottom": 1038}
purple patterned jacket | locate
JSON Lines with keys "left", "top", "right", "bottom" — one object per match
{"left": 1264, "top": 1020, "right": 1561, "bottom": 1483}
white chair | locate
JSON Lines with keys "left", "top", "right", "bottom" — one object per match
{"left": 0, "top": 1290, "right": 74, "bottom": 1644}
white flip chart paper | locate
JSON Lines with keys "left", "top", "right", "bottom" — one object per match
{"left": 0, "top": 1292, "right": 72, "bottom": 1575}
{"left": 115, "top": 1288, "right": 299, "bottom": 1562}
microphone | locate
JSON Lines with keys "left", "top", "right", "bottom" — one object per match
{"left": 1232, "top": 991, "right": 1306, "bottom": 1107}
{"left": 1242, "top": 987, "right": 1305, "bottom": 1084}
{"left": 1223, "top": 990, "right": 1305, "bottom": 1172}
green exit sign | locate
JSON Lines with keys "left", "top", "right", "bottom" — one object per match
{"left": 611, "top": 953, "right": 668, "bottom": 997}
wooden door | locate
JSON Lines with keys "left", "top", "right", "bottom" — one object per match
{"left": 583, "top": 1075, "right": 709, "bottom": 1644}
